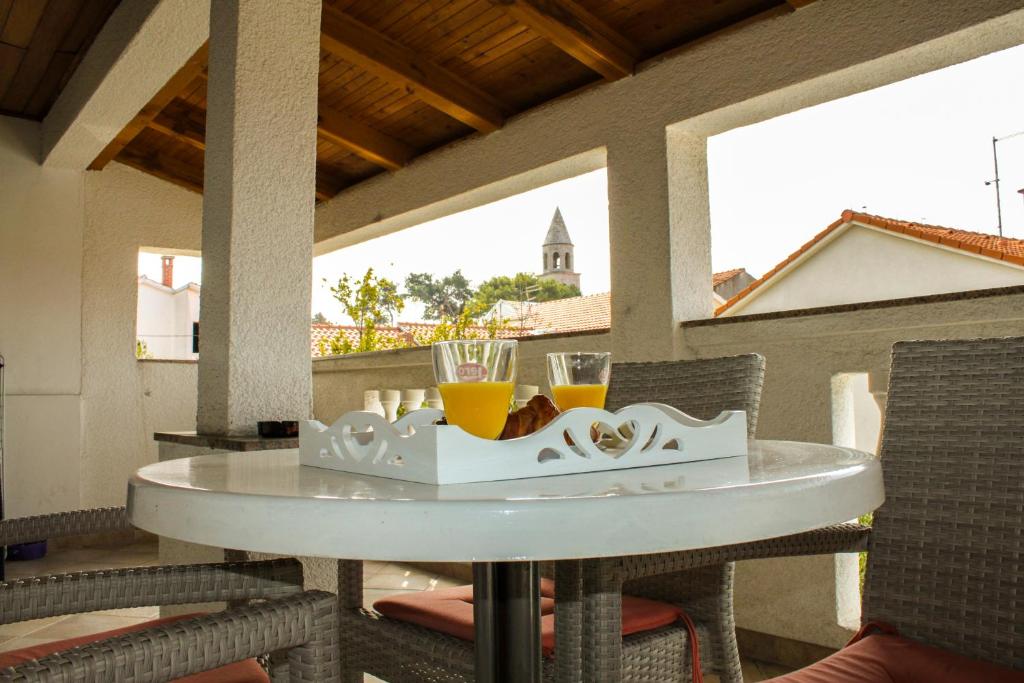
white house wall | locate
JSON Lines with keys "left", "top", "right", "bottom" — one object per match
{"left": 733, "top": 226, "right": 1024, "bottom": 315}
{"left": 0, "top": 116, "right": 84, "bottom": 517}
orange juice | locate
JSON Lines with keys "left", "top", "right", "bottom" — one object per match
{"left": 439, "top": 381, "right": 514, "bottom": 439}
{"left": 551, "top": 384, "right": 608, "bottom": 411}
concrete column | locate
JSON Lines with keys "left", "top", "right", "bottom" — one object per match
{"left": 607, "top": 127, "right": 712, "bottom": 362}
{"left": 197, "top": 0, "right": 321, "bottom": 435}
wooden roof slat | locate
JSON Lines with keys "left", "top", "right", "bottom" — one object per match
{"left": 786, "top": 0, "right": 815, "bottom": 7}
{"left": 0, "top": 42, "right": 21, "bottom": 96}
{"left": 320, "top": 3, "right": 507, "bottom": 132}
{"left": 147, "top": 91, "right": 414, "bottom": 173}
{"left": 489, "top": 0, "right": 636, "bottom": 80}
{"left": 0, "top": 0, "right": 47, "bottom": 48}
{"left": 0, "top": 0, "right": 78, "bottom": 112}
{"left": 117, "top": 145, "right": 204, "bottom": 194}
{"left": 317, "top": 104, "right": 414, "bottom": 171}
{"left": 89, "top": 43, "right": 209, "bottom": 171}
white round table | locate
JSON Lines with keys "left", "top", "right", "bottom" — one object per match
{"left": 128, "top": 440, "right": 882, "bottom": 682}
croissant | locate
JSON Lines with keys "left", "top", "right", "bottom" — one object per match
{"left": 499, "top": 394, "right": 560, "bottom": 440}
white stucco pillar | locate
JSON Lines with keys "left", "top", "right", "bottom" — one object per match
{"left": 197, "top": 0, "right": 321, "bottom": 435}
{"left": 607, "top": 127, "right": 712, "bottom": 362}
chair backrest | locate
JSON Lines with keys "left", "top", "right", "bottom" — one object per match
{"left": 864, "top": 337, "right": 1024, "bottom": 668}
{"left": 605, "top": 354, "right": 765, "bottom": 437}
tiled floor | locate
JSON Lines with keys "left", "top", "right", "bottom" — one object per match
{"left": 3, "top": 545, "right": 790, "bottom": 682}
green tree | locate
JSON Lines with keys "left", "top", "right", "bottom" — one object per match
{"left": 311, "top": 312, "right": 330, "bottom": 324}
{"left": 324, "top": 268, "right": 405, "bottom": 354}
{"left": 404, "top": 270, "right": 474, "bottom": 319}
{"left": 467, "top": 273, "right": 580, "bottom": 315}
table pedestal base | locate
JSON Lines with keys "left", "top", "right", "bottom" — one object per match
{"left": 473, "top": 561, "right": 542, "bottom": 683}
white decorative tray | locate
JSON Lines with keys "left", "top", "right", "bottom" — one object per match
{"left": 300, "top": 404, "right": 747, "bottom": 485}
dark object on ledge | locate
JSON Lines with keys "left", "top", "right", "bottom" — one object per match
{"left": 257, "top": 421, "right": 299, "bottom": 439}
{"left": 7, "top": 540, "right": 47, "bottom": 561}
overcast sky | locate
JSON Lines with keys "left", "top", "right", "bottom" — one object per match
{"left": 141, "top": 43, "right": 1024, "bottom": 324}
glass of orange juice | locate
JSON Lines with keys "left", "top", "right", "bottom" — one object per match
{"left": 547, "top": 352, "right": 611, "bottom": 410}
{"left": 433, "top": 340, "right": 517, "bottom": 439}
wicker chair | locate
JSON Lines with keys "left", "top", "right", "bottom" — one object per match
{"left": 770, "top": 336, "right": 1024, "bottom": 680}
{"left": 333, "top": 354, "right": 865, "bottom": 682}
{"left": 0, "top": 507, "right": 340, "bottom": 682}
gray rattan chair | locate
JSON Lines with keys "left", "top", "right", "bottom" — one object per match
{"left": 772, "top": 337, "right": 1024, "bottom": 682}
{"left": 558, "top": 355, "right": 870, "bottom": 682}
{"left": 0, "top": 507, "right": 340, "bottom": 682}
{"left": 333, "top": 354, "right": 867, "bottom": 682}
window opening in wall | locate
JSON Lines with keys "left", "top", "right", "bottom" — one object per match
{"left": 708, "top": 44, "right": 1024, "bottom": 320}
{"left": 311, "top": 169, "right": 607, "bottom": 357}
{"left": 136, "top": 249, "right": 202, "bottom": 361}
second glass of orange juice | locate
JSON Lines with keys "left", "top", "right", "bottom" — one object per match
{"left": 547, "top": 352, "right": 611, "bottom": 410}
{"left": 433, "top": 340, "right": 517, "bottom": 439}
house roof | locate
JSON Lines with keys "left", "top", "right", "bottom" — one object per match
{"left": 525, "top": 292, "right": 610, "bottom": 333}
{"left": 506, "top": 268, "right": 743, "bottom": 334}
{"left": 712, "top": 268, "right": 747, "bottom": 287}
{"left": 715, "top": 210, "right": 1024, "bottom": 316}
{"left": 311, "top": 320, "right": 521, "bottom": 357}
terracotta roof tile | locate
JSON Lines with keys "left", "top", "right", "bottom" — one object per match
{"left": 311, "top": 321, "right": 520, "bottom": 357}
{"left": 715, "top": 210, "right": 1024, "bottom": 316}
{"left": 712, "top": 268, "right": 746, "bottom": 287}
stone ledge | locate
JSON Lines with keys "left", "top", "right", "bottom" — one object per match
{"left": 153, "top": 431, "right": 298, "bottom": 451}
{"left": 686, "top": 284, "right": 1024, "bottom": 327}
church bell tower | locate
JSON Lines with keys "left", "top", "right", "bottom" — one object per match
{"left": 540, "top": 207, "right": 580, "bottom": 289}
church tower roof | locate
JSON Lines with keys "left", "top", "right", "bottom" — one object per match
{"left": 543, "top": 207, "right": 573, "bottom": 245}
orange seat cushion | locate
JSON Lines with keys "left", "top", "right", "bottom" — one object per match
{"left": 0, "top": 613, "right": 269, "bottom": 682}
{"left": 765, "top": 633, "right": 1024, "bottom": 683}
{"left": 373, "top": 578, "right": 683, "bottom": 657}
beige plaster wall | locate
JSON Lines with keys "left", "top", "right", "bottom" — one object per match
{"left": 680, "top": 289, "right": 1024, "bottom": 647}
{"left": 80, "top": 163, "right": 203, "bottom": 508}
{"left": 0, "top": 116, "right": 84, "bottom": 516}
{"left": 732, "top": 225, "right": 1024, "bottom": 316}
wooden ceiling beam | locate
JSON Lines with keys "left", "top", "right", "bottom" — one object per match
{"left": 317, "top": 105, "right": 413, "bottom": 172}
{"left": 151, "top": 92, "right": 413, "bottom": 173}
{"left": 89, "top": 43, "right": 209, "bottom": 170}
{"left": 320, "top": 4, "right": 506, "bottom": 132}
{"left": 116, "top": 147, "right": 203, "bottom": 194}
{"left": 490, "top": 0, "right": 636, "bottom": 80}
{"left": 148, "top": 102, "right": 206, "bottom": 151}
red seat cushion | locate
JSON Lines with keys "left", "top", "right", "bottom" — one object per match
{"left": 765, "top": 633, "right": 1024, "bottom": 683}
{"left": 373, "top": 578, "right": 684, "bottom": 657}
{"left": 0, "top": 613, "right": 269, "bottom": 682}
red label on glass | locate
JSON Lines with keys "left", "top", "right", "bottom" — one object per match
{"left": 456, "top": 362, "right": 488, "bottom": 382}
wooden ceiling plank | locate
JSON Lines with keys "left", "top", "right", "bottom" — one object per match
{"left": 117, "top": 146, "right": 204, "bottom": 194}
{"left": 0, "top": 42, "right": 23, "bottom": 97}
{"left": 787, "top": 0, "right": 815, "bottom": 7}
{"left": 317, "top": 104, "right": 414, "bottom": 171}
{"left": 0, "top": 0, "right": 78, "bottom": 112}
{"left": 489, "top": 0, "right": 636, "bottom": 80}
{"left": 149, "top": 112, "right": 206, "bottom": 151}
{"left": 146, "top": 92, "right": 414, "bottom": 172}
{"left": 89, "top": 42, "right": 209, "bottom": 171}
{"left": 320, "top": 3, "right": 506, "bottom": 132}
{"left": 0, "top": 0, "right": 47, "bottom": 48}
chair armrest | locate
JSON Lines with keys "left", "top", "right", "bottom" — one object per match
{"left": 616, "top": 523, "right": 871, "bottom": 581}
{"left": 0, "top": 590, "right": 339, "bottom": 682}
{"left": 1, "top": 558, "right": 304, "bottom": 624}
{"left": 0, "top": 508, "right": 132, "bottom": 547}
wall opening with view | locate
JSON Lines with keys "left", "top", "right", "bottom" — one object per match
{"left": 311, "top": 169, "right": 610, "bottom": 357}
{"left": 136, "top": 249, "right": 202, "bottom": 360}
